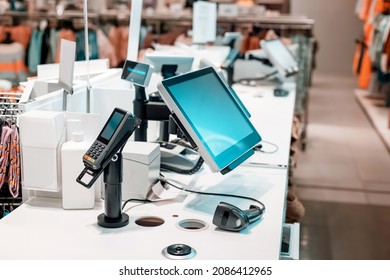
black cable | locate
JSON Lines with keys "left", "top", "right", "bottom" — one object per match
{"left": 160, "top": 156, "right": 204, "bottom": 175}
{"left": 121, "top": 173, "right": 267, "bottom": 213}
{"left": 159, "top": 139, "right": 205, "bottom": 175}
{"left": 122, "top": 198, "right": 153, "bottom": 211}
{"left": 247, "top": 54, "right": 273, "bottom": 67}
{"left": 160, "top": 175, "right": 266, "bottom": 212}
{"left": 254, "top": 140, "right": 279, "bottom": 154}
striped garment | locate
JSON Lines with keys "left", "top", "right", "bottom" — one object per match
{"left": 0, "top": 125, "right": 12, "bottom": 191}
{"left": 0, "top": 124, "right": 20, "bottom": 198}
{"left": 0, "top": 42, "right": 28, "bottom": 86}
{"left": 8, "top": 124, "right": 20, "bottom": 198}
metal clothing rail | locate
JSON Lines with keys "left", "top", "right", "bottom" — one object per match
{"left": 0, "top": 91, "right": 22, "bottom": 218}
{"left": 0, "top": 92, "right": 21, "bottom": 120}
{"left": 1, "top": 10, "right": 314, "bottom": 30}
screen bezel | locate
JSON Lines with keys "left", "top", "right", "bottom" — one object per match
{"left": 157, "top": 67, "right": 261, "bottom": 173}
{"left": 144, "top": 54, "right": 194, "bottom": 75}
{"left": 260, "top": 39, "right": 299, "bottom": 78}
{"left": 97, "top": 108, "right": 127, "bottom": 145}
{"left": 121, "top": 60, "right": 153, "bottom": 87}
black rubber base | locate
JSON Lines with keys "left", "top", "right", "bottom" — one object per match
{"left": 97, "top": 213, "right": 129, "bottom": 228}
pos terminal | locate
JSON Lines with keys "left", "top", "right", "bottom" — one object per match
{"left": 77, "top": 108, "right": 140, "bottom": 228}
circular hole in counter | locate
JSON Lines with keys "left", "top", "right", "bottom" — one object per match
{"left": 177, "top": 219, "right": 208, "bottom": 231}
{"left": 135, "top": 216, "right": 165, "bottom": 227}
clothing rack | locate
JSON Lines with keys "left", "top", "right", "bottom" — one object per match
{"left": 0, "top": 93, "right": 22, "bottom": 121}
{"left": 2, "top": 10, "right": 314, "bottom": 31}
{"left": 0, "top": 91, "right": 22, "bottom": 220}
{"left": 0, "top": 190, "right": 22, "bottom": 220}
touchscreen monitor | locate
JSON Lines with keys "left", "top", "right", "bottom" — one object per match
{"left": 144, "top": 53, "right": 194, "bottom": 78}
{"left": 157, "top": 67, "right": 261, "bottom": 174}
{"left": 121, "top": 60, "right": 153, "bottom": 87}
{"left": 260, "top": 39, "right": 299, "bottom": 78}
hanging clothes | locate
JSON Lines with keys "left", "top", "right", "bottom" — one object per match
{"left": 0, "top": 42, "right": 28, "bottom": 86}
{"left": 55, "top": 29, "right": 76, "bottom": 63}
{"left": 96, "top": 29, "right": 118, "bottom": 67}
{"left": 353, "top": 38, "right": 366, "bottom": 75}
{"left": 0, "top": 25, "right": 32, "bottom": 50}
{"left": 40, "top": 26, "right": 53, "bottom": 65}
{"left": 118, "top": 26, "right": 129, "bottom": 64}
{"left": 359, "top": 0, "right": 373, "bottom": 21}
{"left": 360, "top": 12, "right": 390, "bottom": 94}
{"left": 0, "top": 125, "right": 12, "bottom": 190}
{"left": 75, "top": 29, "right": 99, "bottom": 61}
{"left": 27, "top": 28, "right": 44, "bottom": 73}
{"left": 106, "top": 24, "right": 122, "bottom": 65}
{"left": 354, "top": 0, "right": 390, "bottom": 88}
{"left": 48, "top": 28, "right": 58, "bottom": 64}
{"left": 8, "top": 124, "right": 20, "bottom": 198}
{"left": 358, "top": 49, "right": 373, "bottom": 89}
{"left": 356, "top": 0, "right": 365, "bottom": 16}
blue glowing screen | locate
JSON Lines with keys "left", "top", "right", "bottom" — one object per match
{"left": 98, "top": 111, "right": 124, "bottom": 144}
{"left": 165, "top": 70, "right": 260, "bottom": 168}
{"left": 121, "top": 60, "right": 149, "bottom": 86}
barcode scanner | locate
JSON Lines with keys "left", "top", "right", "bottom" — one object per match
{"left": 212, "top": 202, "right": 264, "bottom": 232}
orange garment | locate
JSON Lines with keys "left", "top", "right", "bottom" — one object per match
{"left": 55, "top": 29, "right": 76, "bottom": 63}
{"left": 157, "top": 31, "right": 181, "bottom": 45}
{"left": 0, "top": 26, "right": 7, "bottom": 42}
{"left": 10, "top": 25, "right": 32, "bottom": 50}
{"left": 356, "top": 0, "right": 390, "bottom": 88}
{"left": 239, "top": 30, "right": 268, "bottom": 53}
{"left": 0, "top": 42, "right": 27, "bottom": 85}
{"left": 240, "top": 35, "right": 262, "bottom": 52}
{"left": 359, "top": 0, "right": 373, "bottom": 21}
{"left": 363, "top": 19, "right": 374, "bottom": 45}
{"left": 236, "top": 0, "right": 254, "bottom": 6}
{"left": 0, "top": 25, "right": 32, "bottom": 49}
{"left": 239, "top": 34, "right": 250, "bottom": 54}
{"left": 0, "top": 60, "right": 28, "bottom": 73}
{"left": 108, "top": 26, "right": 122, "bottom": 65}
{"left": 248, "top": 36, "right": 261, "bottom": 50}
{"left": 374, "top": 0, "right": 390, "bottom": 13}
{"left": 358, "top": 49, "right": 372, "bottom": 89}
{"left": 119, "top": 26, "right": 129, "bottom": 63}
{"left": 353, "top": 39, "right": 365, "bottom": 75}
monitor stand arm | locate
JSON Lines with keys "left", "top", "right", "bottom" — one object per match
{"left": 133, "top": 84, "right": 171, "bottom": 142}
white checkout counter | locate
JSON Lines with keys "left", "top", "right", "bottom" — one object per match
{"left": 0, "top": 81, "right": 298, "bottom": 260}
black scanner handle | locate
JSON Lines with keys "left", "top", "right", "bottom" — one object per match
{"left": 244, "top": 205, "right": 263, "bottom": 223}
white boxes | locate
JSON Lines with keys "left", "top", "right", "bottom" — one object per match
{"left": 122, "top": 142, "right": 160, "bottom": 200}
{"left": 19, "top": 110, "right": 65, "bottom": 191}
{"left": 218, "top": 4, "right": 239, "bottom": 17}
{"left": 61, "top": 130, "right": 95, "bottom": 210}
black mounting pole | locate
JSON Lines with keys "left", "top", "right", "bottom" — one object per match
{"left": 133, "top": 84, "right": 171, "bottom": 142}
{"left": 97, "top": 153, "right": 129, "bottom": 228}
{"left": 133, "top": 85, "right": 148, "bottom": 142}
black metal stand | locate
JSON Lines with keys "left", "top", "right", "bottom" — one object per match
{"left": 133, "top": 84, "right": 171, "bottom": 142}
{"left": 133, "top": 85, "right": 148, "bottom": 142}
{"left": 97, "top": 153, "right": 129, "bottom": 228}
